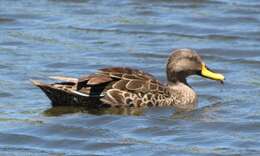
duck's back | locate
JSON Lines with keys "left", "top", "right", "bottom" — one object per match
{"left": 32, "top": 67, "right": 172, "bottom": 108}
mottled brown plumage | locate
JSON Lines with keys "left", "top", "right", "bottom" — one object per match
{"left": 32, "top": 49, "right": 224, "bottom": 111}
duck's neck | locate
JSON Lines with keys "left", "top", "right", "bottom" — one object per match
{"left": 167, "top": 81, "right": 197, "bottom": 112}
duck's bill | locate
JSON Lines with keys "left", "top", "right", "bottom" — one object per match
{"left": 200, "top": 63, "right": 225, "bottom": 83}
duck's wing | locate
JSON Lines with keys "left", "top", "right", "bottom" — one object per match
{"left": 32, "top": 67, "right": 170, "bottom": 107}
{"left": 75, "top": 67, "right": 159, "bottom": 95}
{"left": 49, "top": 76, "right": 78, "bottom": 83}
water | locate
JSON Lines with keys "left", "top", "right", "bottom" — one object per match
{"left": 0, "top": 0, "right": 260, "bottom": 155}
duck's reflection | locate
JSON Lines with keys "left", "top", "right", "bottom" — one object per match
{"left": 44, "top": 101, "right": 223, "bottom": 118}
{"left": 44, "top": 106, "right": 145, "bottom": 116}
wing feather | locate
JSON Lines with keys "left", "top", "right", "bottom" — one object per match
{"left": 34, "top": 66, "right": 169, "bottom": 107}
{"left": 49, "top": 76, "right": 78, "bottom": 83}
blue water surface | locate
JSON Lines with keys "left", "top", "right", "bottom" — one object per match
{"left": 0, "top": 0, "right": 260, "bottom": 155}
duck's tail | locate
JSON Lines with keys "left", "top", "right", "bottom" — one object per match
{"left": 31, "top": 79, "right": 101, "bottom": 107}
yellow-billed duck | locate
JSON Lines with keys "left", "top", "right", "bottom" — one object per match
{"left": 32, "top": 49, "right": 224, "bottom": 112}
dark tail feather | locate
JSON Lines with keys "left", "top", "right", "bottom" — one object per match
{"left": 31, "top": 80, "right": 73, "bottom": 106}
{"left": 31, "top": 80, "right": 101, "bottom": 107}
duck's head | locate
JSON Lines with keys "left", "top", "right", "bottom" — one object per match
{"left": 167, "top": 49, "right": 224, "bottom": 84}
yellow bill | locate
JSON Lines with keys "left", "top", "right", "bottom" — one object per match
{"left": 201, "top": 63, "right": 224, "bottom": 81}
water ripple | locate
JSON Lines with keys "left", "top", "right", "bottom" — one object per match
{"left": 0, "top": 0, "right": 260, "bottom": 155}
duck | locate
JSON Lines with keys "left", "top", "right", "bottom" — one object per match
{"left": 32, "top": 49, "right": 224, "bottom": 112}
